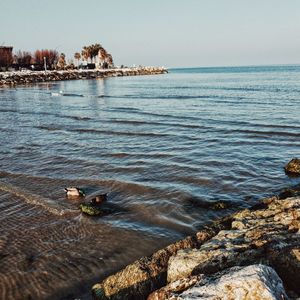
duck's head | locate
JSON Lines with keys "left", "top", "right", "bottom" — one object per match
{"left": 91, "top": 194, "right": 107, "bottom": 205}
{"left": 79, "top": 190, "right": 86, "bottom": 196}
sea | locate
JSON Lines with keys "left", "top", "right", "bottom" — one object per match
{"left": 0, "top": 65, "right": 300, "bottom": 299}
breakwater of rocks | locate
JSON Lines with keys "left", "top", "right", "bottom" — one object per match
{"left": 0, "top": 67, "right": 168, "bottom": 87}
{"left": 92, "top": 183, "right": 300, "bottom": 300}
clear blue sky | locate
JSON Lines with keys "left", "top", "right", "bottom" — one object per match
{"left": 1, "top": 0, "right": 300, "bottom": 68}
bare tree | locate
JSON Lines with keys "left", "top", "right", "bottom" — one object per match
{"left": 34, "top": 49, "right": 58, "bottom": 70}
{"left": 15, "top": 51, "right": 32, "bottom": 67}
{"left": 0, "top": 47, "right": 13, "bottom": 70}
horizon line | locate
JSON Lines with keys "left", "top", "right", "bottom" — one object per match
{"left": 168, "top": 63, "right": 300, "bottom": 70}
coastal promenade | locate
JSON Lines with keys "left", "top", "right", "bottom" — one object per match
{"left": 0, "top": 67, "right": 168, "bottom": 87}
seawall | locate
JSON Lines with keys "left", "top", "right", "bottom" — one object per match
{"left": 0, "top": 67, "right": 168, "bottom": 87}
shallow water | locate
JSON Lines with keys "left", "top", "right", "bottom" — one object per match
{"left": 0, "top": 66, "right": 300, "bottom": 299}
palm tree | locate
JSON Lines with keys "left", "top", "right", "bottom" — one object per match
{"left": 57, "top": 53, "right": 66, "bottom": 70}
{"left": 98, "top": 47, "right": 107, "bottom": 68}
{"left": 81, "top": 43, "right": 112, "bottom": 68}
{"left": 81, "top": 46, "right": 90, "bottom": 63}
{"left": 74, "top": 52, "right": 81, "bottom": 68}
{"left": 89, "top": 43, "right": 102, "bottom": 63}
{"left": 106, "top": 53, "right": 114, "bottom": 68}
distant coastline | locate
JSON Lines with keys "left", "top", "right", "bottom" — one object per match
{"left": 0, "top": 67, "right": 168, "bottom": 87}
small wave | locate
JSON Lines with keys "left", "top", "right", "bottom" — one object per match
{"left": 51, "top": 92, "right": 84, "bottom": 97}
{"left": 62, "top": 93, "right": 84, "bottom": 97}
{"left": 227, "top": 128, "right": 300, "bottom": 138}
{"left": 70, "top": 127, "right": 189, "bottom": 139}
{"left": 103, "top": 151, "right": 174, "bottom": 159}
{"left": 68, "top": 115, "right": 91, "bottom": 121}
{"left": 107, "top": 107, "right": 141, "bottom": 112}
{"left": 0, "top": 108, "right": 18, "bottom": 114}
{"left": 36, "top": 125, "right": 61, "bottom": 131}
{"left": 0, "top": 182, "right": 78, "bottom": 216}
{"left": 103, "top": 94, "right": 241, "bottom": 101}
{"left": 107, "top": 118, "right": 214, "bottom": 130}
{"left": 97, "top": 95, "right": 114, "bottom": 98}
{"left": 0, "top": 108, "right": 91, "bottom": 123}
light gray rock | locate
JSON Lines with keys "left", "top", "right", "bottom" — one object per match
{"left": 167, "top": 197, "right": 300, "bottom": 284}
{"left": 91, "top": 217, "right": 232, "bottom": 300}
{"left": 170, "top": 265, "right": 288, "bottom": 300}
{"left": 147, "top": 275, "right": 203, "bottom": 300}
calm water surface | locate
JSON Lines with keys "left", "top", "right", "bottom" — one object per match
{"left": 0, "top": 65, "right": 300, "bottom": 299}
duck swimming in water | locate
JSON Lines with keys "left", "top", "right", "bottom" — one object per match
{"left": 64, "top": 187, "right": 85, "bottom": 197}
{"left": 90, "top": 194, "right": 107, "bottom": 205}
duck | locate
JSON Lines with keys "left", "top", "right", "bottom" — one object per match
{"left": 64, "top": 187, "right": 85, "bottom": 197}
{"left": 90, "top": 194, "right": 107, "bottom": 206}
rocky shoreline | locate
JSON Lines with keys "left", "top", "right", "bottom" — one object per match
{"left": 91, "top": 184, "right": 300, "bottom": 300}
{"left": 0, "top": 67, "right": 168, "bottom": 87}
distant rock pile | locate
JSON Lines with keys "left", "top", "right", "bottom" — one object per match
{"left": 0, "top": 67, "right": 168, "bottom": 87}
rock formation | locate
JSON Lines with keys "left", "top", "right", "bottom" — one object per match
{"left": 167, "top": 196, "right": 300, "bottom": 295}
{"left": 148, "top": 265, "right": 288, "bottom": 300}
{"left": 0, "top": 67, "right": 168, "bottom": 87}
{"left": 92, "top": 191, "right": 300, "bottom": 299}
{"left": 285, "top": 158, "right": 300, "bottom": 176}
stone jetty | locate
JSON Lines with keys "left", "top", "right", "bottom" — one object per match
{"left": 0, "top": 67, "right": 168, "bottom": 87}
{"left": 92, "top": 185, "right": 300, "bottom": 300}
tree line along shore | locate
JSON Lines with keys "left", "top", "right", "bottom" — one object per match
{"left": 0, "top": 43, "right": 115, "bottom": 71}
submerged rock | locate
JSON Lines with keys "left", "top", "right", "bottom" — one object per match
{"left": 79, "top": 203, "right": 106, "bottom": 216}
{"left": 278, "top": 188, "right": 300, "bottom": 199}
{"left": 149, "top": 265, "right": 288, "bottom": 300}
{"left": 284, "top": 158, "right": 300, "bottom": 176}
{"left": 210, "top": 200, "right": 231, "bottom": 210}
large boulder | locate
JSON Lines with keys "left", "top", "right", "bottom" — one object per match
{"left": 149, "top": 265, "right": 288, "bottom": 300}
{"left": 284, "top": 158, "right": 300, "bottom": 176}
{"left": 91, "top": 237, "right": 200, "bottom": 300}
{"left": 167, "top": 197, "right": 300, "bottom": 291}
{"left": 91, "top": 217, "right": 232, "bottom": 300}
